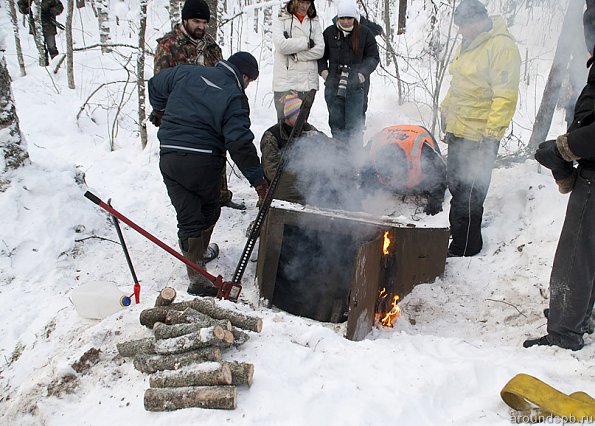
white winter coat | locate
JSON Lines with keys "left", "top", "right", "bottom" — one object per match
{"left": 272, "top": 8, "right": 324, "bottom": 92}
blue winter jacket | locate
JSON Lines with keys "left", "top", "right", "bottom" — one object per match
{"left": 148, "top": 61, "right": 264, "bottom": 186}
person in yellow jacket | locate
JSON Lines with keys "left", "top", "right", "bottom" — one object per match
{"left": 440, "top": 0, "right": 520, "bottom": 257}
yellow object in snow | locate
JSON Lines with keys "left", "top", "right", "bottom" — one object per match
{"left": 501, "top": 373, "right": 595, "bottom": 423}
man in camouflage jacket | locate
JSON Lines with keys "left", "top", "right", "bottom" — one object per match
{"left": 151, "top": 0, "right": 246, "bottom": 212}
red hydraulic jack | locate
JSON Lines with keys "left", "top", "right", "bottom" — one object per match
{"left": 84, "top": 191, "right": 242, "bottom": 302}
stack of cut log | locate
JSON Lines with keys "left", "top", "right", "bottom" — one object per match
{"left": 116, "top": 287, "right": 262, "bottom": 411}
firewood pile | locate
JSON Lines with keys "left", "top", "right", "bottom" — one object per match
{"left": 116, "top": 287, "right": 262, "bottom": 411}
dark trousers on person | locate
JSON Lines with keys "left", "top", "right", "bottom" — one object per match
{"left": 160, "top": 152, "right": 224, "bottom": 239}
{"left": 446, "top": 134, "right": 499, "bottom": 256}
{"left": 547, "top": 167, "right": 595, "bottom": 350}
{"left": 324, "top": 86, "right": 364, "bottom": 146}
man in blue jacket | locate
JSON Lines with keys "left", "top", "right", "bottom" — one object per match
{"left": 148, "top": 52, "right": 269, "bottom": 296}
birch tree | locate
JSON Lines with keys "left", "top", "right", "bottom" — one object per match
{"left": 31, "top": 0, "right": 49, "bottom": 66}
{"left": 7, "top": 0, "right": 26, "bottom": 76}
{"left": 96, "top": 0, "right": 112, "bottom": 53}
{"left": 138, "top": 0, "right": 148, "bottom": 148}
{"left": 66, "top": 0, "right": 75, "bottom": 88}
{"left": 0, "top": 49, "right": 29, "bottom": 191}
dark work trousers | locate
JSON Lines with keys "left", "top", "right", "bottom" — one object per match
{"left": 160, "top": 152, "right": 224, "bottom": 239}
{"left": 547, "top": 167, "right": 595, "bottom": 350}
{"left": 446, "top": 135, "right": 499, "bottom": 256}
{"left": 324, "top": 86, "right": 364, "bottom": 147}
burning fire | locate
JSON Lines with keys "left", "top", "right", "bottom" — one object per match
{"left": 383, "top": 231, "right": 391, "bottom": 255}
{"left": 377, "top": 288, "right": 401, "bottom": 328}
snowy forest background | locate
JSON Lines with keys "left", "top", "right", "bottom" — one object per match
{"left": 1, "top": 0, "right": 594, "bottom": 425}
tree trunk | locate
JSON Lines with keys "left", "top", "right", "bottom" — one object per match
{"left": 31, "top": 0, "right": 48, "bottom": 66}
{"left": 66, "top": 0, "right": 75, "bottom": 88}
{"left": 169, "top": 0, "right": 181, "bottom": 32}
{"left": 0, "top": 53, "right": 29, "bottom": 189}
{"left": 137, "top": 0, "right": 148, "bottom": 148}
{"left": 154, "top": 287, "right": 177, "bottom": 307}
{"left": 144, "top": 386, "right": 237, "bottom": 411}
{"left": 528, "top": 0, "right": 584, "bottom": 151}
{"left": 397, "top": 0, "right": 407, "bottom": 35}
{"left": 149, "top": 362, "right": 232, "bottom": 387}
{"left": 133, "top": 348, "right": 222, "bottom": 373}
{"left": 96, "top": 0, "right": 112, "bottom": 53}
{"left": 7, "top": 0, "right": 26, "bottom": 76}
{"left": 205, "top": 0, "right": 218, "bottom": 40}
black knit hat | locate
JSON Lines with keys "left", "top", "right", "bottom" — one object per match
{"left": 453, "top": 0, "right": 488, "bottom": 26}
{"left": 182, "top": 0, "right": 210, "bottom": 21}
{"left": 227, "top": 52, "right": 259, "bottom": 81}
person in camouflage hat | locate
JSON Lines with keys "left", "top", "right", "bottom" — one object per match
{"left": 151, "top": 0, "right": 246, "bottom": 221}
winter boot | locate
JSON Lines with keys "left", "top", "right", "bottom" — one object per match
{"left": 201, "top": 225, "right": 220, "bottom": 264}
{"left": 179, "top": 237, "right": 218, "bottom": 297}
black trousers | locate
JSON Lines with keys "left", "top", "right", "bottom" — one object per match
{"left": 446, "top": 135, "right": 499, "bottom": 256}
{"left": 547, "top": 167, "right": 595, "bottom": 349}
{"left": 160, "top": 152, "right": 224, "bottom": 239}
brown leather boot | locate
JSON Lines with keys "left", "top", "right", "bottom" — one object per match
{"left": 179, "top": 237, "right": 218, "bottom": 297}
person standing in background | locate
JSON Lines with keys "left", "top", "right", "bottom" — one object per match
{"left": 272, "top": 0, "right": 324, "bottom": 122}
{"left": 440, "top": 0, "right": 520, "bottom": 257}
{"left": 318, "top": 0, "right": 379, "bottom": 147}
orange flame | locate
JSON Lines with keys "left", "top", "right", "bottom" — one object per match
{"left": 380, "top": 295, "right": 401, "bottom": 327}
{"left": 383, "top": 231, "right": 391, "bottom": 255}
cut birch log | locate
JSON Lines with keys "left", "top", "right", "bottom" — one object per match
{"left": 133, "top": 348, "right": 222, "bottom": 374}
{"left": 189, "top": 298, "right": 263, "bottom": 333}
{"left": 155, "top": 319, "right": 232, "bottom": 340}
{"left": 231, "top": 328, "right": 250, "bottom": 347}
{"left": 117, "top": 337, "right": 156, "bottom": 357}
{"left": 139, "top": 307, "right": 169, "bottom": 329}
{"left": 164, "top": 309, "right": 232, "bottom": 330}
{"left": 149, "top": 362, "right": 232, "bottom": 388}
{"left": 153, "top": 325, "right": 233, "bottom": 355}
{"left": 144, "top": 386, "right": 237, "bottom": 411}
{"left": 154, "top": 287, "right": 176, "bottom": 307}
{"left": 223, "top": 361, "right": 254, "bottom": 387}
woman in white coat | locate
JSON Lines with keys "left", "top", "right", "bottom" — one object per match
{"left": 272, "top": 0, "right": 324, "bottom": 121}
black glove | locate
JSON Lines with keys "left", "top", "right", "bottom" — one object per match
{"left": 308, "top": 38, "right": 315, "bottom": 48}
{"left": 283, "top": 31, "right": 289, "bottom": 39}
{"left": 535, "top": 139, "right": 573, "bottom": 180}
{"left": 424, "top": 198, "right": 443, "bottom": 216}
{"left": 149, "top": 110, "right": 164, "bottom": 127}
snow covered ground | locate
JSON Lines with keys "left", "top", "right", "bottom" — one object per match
{"left": 1, "top": 1, "right": 593, "bottom": 425}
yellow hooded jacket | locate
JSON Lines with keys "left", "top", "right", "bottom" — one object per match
{"left": 440, "top": 16, "right": 521, "bottom": 142}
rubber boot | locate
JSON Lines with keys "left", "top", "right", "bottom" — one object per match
{"left": 179, "top": 237, "right": 218, "bottom": 297}
{"left": 201, "top": 225, "right": 220, "bottom": 264}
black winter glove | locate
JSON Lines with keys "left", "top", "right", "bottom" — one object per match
{"left": 535, "top": 139, "right": 573, "bottom": 180}
{"left": 149, "top": 110, "right": 164, "bottom": 127}
{"left": 283, "top": 31, "right": 289, "bottom": 39}
{"left": 308, "top": 38, "right": 315, "bottom": 48}
{"left": 424, "top": 198, "right": 443, "bottom": 216}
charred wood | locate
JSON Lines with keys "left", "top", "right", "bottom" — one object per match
{"left": 144, "top": 386, "right": 237, "bottom": 411}
{"left": 132, "top": 348, "right": 222, "bottom": 374}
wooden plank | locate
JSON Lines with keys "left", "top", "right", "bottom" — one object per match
{"left": 346, "top": 235, "right": 383, "bottom": 341}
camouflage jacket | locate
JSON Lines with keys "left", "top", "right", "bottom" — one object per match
{"left": 154, "top": 24, "right": 223, "bottom": 74}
